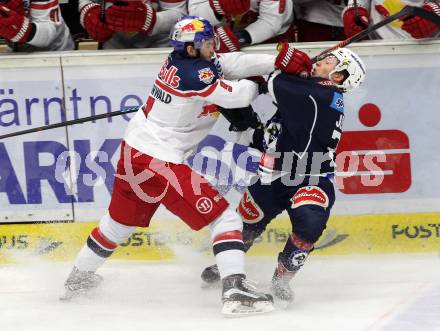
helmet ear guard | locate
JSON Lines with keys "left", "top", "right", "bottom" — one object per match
{"left": 328, "top": 48, "right": 366, "bottom": 93}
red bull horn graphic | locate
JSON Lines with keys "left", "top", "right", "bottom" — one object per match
{"left": 180, "top": 20, "right": 205, "bottom": 33}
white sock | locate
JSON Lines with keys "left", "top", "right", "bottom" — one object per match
{"left": 74, "top": 244, "right": 107, "bottom": 272}
{"left": 209, "top": 208, "right": 246, "bottom": 279}
{"left": 215, "top": 249, "right": 245, "bottom": 279}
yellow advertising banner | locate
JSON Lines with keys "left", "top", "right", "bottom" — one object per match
{"left": 1, "top": 213, "right": 439, "bottom": 264}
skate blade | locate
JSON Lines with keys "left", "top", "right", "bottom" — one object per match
{"left": 59, "top": 288, "right": 93, "bottom": 301}
{"left": 221, "top": 301, "right": 275, "bottom": 316}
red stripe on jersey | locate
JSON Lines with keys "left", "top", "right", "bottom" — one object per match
{"left": 31, "top": 0, "right": 58, "bottom": 10}
{"left": 143, "top": 96, "right": 155, "bottom": 118}
{"left": 91, "top": 227, "right": 117, "bottom": 250}
{"left": 213, "top": 230, "right": 243, "bottom": 244}
{"left": 155, "top": 79, "right": 219, "bottom": 98}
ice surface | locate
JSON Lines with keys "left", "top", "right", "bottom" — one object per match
{"left": 1, "top": 252, "right": 440, "bottom": 331}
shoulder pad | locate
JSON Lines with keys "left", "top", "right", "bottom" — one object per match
{"left": 181, "top": 59, "right": 220, "bottom": 91}
{"left": 160, "top": 54, "right": 220, "bottom": 92}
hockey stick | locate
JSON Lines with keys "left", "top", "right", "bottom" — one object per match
{"left": 311, "top": 5, "right": 440, "bottom": 62}
{"left": 99, "top": 0, "right": 106, "bottom": 22}
{"left": 97, "top": 0, "right": 106, "bottom": 50}
{"left": 411, "top": 5, "right": 440, "bottom": 25}
{"left": 353, "top": 0, "right": 369, "bottom": 29}
{"left": 0, "top": 106, "right": 139, "bottom": 140}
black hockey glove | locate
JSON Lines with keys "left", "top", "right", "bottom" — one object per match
{"left": 217, "top": 105, "right": 262, "bottom": 132}
{"left": 235, "top": 29, "right": 252, "bottom": 46}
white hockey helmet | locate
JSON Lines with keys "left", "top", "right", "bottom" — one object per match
{"left": 328, "top": 48, "right": 366, "bottom": 92}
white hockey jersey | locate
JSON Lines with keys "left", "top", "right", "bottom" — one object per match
{"left": 124, "top": 51, "right": 276, "bottom": 163}
{"left": 4, "top": 0, "right": 74, "bottom": 51}
{"left": 78, "top": 0, "right": 186, "bottom": 49}
{"left": 188, "top": 0, "right": 294, "bottom": 45}
{"left": 348, "top": 0, "right": 440, "bottom": 39}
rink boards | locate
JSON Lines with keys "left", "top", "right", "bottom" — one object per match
{"left": 1, "top": 212, "right": 439, "bottom": 264}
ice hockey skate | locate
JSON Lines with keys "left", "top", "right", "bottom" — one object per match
{"left": 221, "top": 274, "right": 274, "bottom": 316}
{"left": 201, "top": 264, "right": 221, "bottom": 288}
{"left": 60, "top": 267, "right": 103, "bottom": 301}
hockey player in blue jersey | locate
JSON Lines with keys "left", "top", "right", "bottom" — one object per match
{"left": 200, "top": 44, "right": 367, "bottom": 302}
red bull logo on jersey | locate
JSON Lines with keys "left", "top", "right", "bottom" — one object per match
{"left": 180, "top": 19, "right": 205, "bottom": 33}
{"left": 198, "top": 67, "right": 215, "bottom": 84}
{"left": 199, "top": 104, "right": 220, "bottom": 118}
{"left": 158, "top": 59, "right": 181, "bottom": 88}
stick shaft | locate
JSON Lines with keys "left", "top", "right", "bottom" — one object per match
{"left": 311, "top": 5, "right": 415, "bottom": 62}
{"left": 99, "top": 0, "right": 106, "bottom": 22}
{"left": 412, "top": 5, "right": 440, "bottom": 25}
{"left": 0, "top": 107, "right": 139, "bottom": 140}
{"left": 312, "top": 5, "right": 440, "bottom": 63}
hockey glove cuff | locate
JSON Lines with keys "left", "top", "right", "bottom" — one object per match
{"left": 0, "top": 5, "right": 34, "bottom": 43}
{"left": 342, "top": 5, "right": 370, "bottom": 38}
{"left": 209, "top": 0, "right": 250, "bottom": 17}
{"left": 80, "top": 3, "right": 114, "bottom": 42}
{"left": 275, "top": 43, "right": 312, "bottom": 77}
{"left": 106, "top": 1, "right": 157, "bottom": 34}
{"left": 215, "top": 25, "right": 240, "bottom": 53}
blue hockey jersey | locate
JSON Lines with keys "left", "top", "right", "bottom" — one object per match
{"left": 255, "top": 72, "right": 345, "bottom": 176}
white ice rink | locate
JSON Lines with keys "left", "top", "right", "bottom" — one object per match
{"left": 1, "top": 252, "right": 440, "bottom": 331}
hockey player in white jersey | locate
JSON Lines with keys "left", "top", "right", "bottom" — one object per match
{"left": 79, "top": 0, "right": 186, "bottom": 48}
{"left": 0, "top": 0, "right": 74, "bottom": 51}
{"left": 188, "top": 0, "right": 294, "bottom": 52}
{"left": 63, "top": 16, "right": 304, "bottom": 315}
{"left": 343, "top": 0, "right": 440, "bottom": 39}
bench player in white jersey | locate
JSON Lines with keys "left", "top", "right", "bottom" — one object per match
{"left": 79, "top": 0, "right": 186, "bottom": 48}
{"left": 188, "top": 0, "right": 294, "bottom": 52}
{"left": 0, "top": 0, "right": 74, "bottom": 51}
{"left": 63, "top": 16, "right": 304, "bottom": 315}
{"left": 343, "top": 0, "right": 440, "bottom": 39}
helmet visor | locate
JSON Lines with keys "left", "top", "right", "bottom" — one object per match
{"left": 322, "top": 54, "right": 340, "bottom": 66}
{"left": 195, "top": 36, "right": 218, "bottom": 51}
